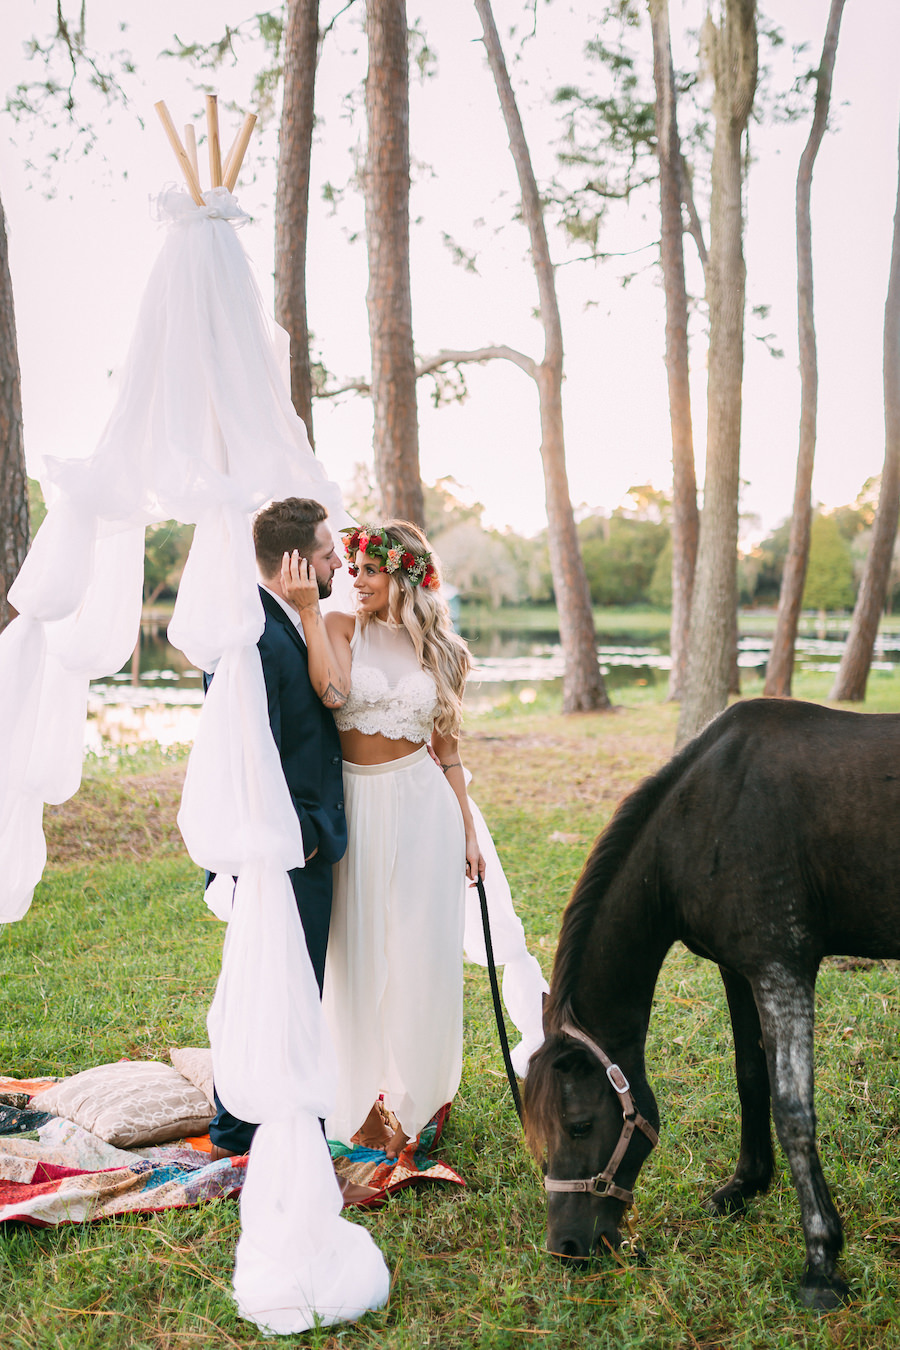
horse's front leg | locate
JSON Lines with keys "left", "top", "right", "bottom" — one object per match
{"left": 753, "top": 965, "right": 848, "bottom": 1311}
{"left": 708, "top": 964, "right": 774, "bottom": 1214}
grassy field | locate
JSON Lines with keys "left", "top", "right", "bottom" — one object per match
{"left": 3, "top": 684, "right": 900, "bottom": 1347}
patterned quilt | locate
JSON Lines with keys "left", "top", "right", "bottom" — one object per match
{"left": 0, "top": 1078, "right": 463, "bottom": 1227}
{"left": 329, "top": 1102, "right": 465, "bottom": 1200}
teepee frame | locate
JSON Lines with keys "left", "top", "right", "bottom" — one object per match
{"left": 154, "top": 94, "right": 257, "bottom": 203}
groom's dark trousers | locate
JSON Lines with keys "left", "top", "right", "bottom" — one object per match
{"left": 208, "top": 586, "right": 347, "bottom": 1155}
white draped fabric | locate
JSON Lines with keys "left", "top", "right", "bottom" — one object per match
{"left": 0, "top": 181, "right": 546, "bottom": 1333}
{"left": 0, "top": 186, "right": 389, "bottom": 1333}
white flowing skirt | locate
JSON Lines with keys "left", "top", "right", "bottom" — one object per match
{"left": 323, "top": 746, "right": 466, "bottom": 1144}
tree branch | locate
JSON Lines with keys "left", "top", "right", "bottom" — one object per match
{"left": 315, "top": 376, "right": 372, "bottom": 399}
{"left": 679, "top": 153, "right": 708, "bottom": 271}
{"left": 555, "top": 242, "right": 658, "bottom": 267}
{"left": 320, "top": 0, "right": 359, "bottom": 47}
{"left": 313, "top": 344, "right": 539, "bottom": 401}
{"left": 416, "top": 346, "right": 538, "bottom": 380}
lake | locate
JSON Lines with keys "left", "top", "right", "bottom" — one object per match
{"left": 85, "top": 615, "right": 900, "bottom": 753}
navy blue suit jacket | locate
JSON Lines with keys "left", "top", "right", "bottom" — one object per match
{"left": 257, "top": 586, "right": 347, "bottom": 865}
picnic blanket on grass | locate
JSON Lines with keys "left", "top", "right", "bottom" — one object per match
{"left": 0, "top": 1079, "right": 463, "bottom": 1227}
{"left": 329, "top": 1103, "right": 464, "bottom": 1200}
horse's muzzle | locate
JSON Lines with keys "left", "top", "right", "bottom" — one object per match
{"left": 547, "top": 1222, "right": 621, "bottom": 1263}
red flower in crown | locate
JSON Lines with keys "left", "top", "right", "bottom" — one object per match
{"left": 368, "top": 533, "right": 383, "bottom": 548}
{"left": 358, "top": 531, "right": 369, "bottom": 552}
{"left": 422, "top": 565, "right": 437, "bottom": 588}
{"left": 346, "top": 530, "right": 361, "bottom": 554}
{"left": 402, "top": 551, "right": 415, "bottom": 569}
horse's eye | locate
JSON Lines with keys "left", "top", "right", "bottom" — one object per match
{"left": 568, "top": 1121, "right": 592, "bottom": 1139}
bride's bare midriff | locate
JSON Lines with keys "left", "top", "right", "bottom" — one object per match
{"left": 338, "top": 727, "right": 425, "bottom": 765}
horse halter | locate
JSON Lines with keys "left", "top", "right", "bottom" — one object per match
{"left": 543, "top": 1021, "right": 659, "bottom": 1207}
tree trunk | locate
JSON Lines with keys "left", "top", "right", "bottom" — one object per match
{"left": 830, "top": 114, "right": 900, "bottom": 702}
{"left": 474, "top": 0, "right": 608, "bottom": 712}
{"left": 764, "top": 0, "right": 845, "bottom": 698}
{"left": 364, "top": 0, "right": 425, "bottom": 526}
{"left": 649, "top": 0, "right": 699, "bottom": 703}
{"left": 0, "top": 191, "right": 27, "bottom": 633}
{"left": 676, "top": 0, "right": 757, "bottom": 749}
{"left": 275, "top": 0, "right": 320, "bottom": 446}
{"left": 130, "top": 630, "right": 141, "bottom": 687}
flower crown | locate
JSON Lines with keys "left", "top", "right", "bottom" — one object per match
{"left": 341, "top": 526, "right": 438, "bottom": 589}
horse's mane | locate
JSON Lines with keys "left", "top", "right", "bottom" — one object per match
{"left": 523, "top": 710, "right": 730, "bottom": 1159}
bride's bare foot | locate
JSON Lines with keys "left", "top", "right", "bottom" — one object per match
{"left": 384, "top": 1126, "right": 410, "bottom": 1160}
{"left": 351, "top": 1102, "right": 392, "bottom": 1151}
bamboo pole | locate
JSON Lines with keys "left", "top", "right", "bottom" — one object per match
{"left": 154, "top": 101, "right": 204, "bottom": 206}
{"left": 206, "top": 94, "right": 223, "bottom": 188}
{"left": 221, "top": 134, "right": 235, "bottom": 183}
{"left": 184, "top": 123, "right": 200, "bottom": 182}
{"left": 223, "top": 113, "right": 258, "bottom": 192}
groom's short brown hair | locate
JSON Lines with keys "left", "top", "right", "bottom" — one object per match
{"left": 253, "top": 498, "right": 328, "bottom": 579}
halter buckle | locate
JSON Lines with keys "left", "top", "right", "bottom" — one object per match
{"left": 606, "top": 1063, "right": 630, "bottom": 1095}
{"left": 544, "top": 1172, "right": 635, "bottom": 1206}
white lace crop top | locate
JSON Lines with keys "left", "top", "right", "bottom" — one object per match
{"left": 333, "top": 618, "right": 438, "bottom": 742}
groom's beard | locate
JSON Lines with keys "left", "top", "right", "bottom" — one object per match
{"left": 318, "top": 576, "right": 333, "bottom": 599}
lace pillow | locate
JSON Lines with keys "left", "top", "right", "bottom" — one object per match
{"left": 169, "top": 1046, "right": 214, "bottom": 1110}
{"left": 36, "top": 1060, "right": 215, "bottom": 1147}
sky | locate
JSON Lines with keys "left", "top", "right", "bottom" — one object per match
{"left": 1, "top": 0, "right": 899, "bottom": 541}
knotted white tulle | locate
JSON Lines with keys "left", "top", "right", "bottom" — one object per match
{"left": 0, "top": 185, "right": 389, "bottom": 1332}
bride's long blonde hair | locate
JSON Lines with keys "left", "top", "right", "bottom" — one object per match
{"left": 355, "top": 519, "right": 471, "bottom": 737}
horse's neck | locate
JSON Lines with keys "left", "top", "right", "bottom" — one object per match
{"left": 572, "top": 889, "right": 672, "bottom": 1063}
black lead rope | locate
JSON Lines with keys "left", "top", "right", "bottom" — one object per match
{"left": 476, "top": 874, "right": 524, "bottom": 1122}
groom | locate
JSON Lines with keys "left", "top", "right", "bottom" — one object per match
{"left": 208, "top": 497, "right": 347, "bottom": 1157}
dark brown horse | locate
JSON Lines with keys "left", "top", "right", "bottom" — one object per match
{"left": 523, "top": 698, "right": 900, "bottom": 1311}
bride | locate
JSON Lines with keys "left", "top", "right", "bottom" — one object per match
{"left": 286, "top": 519, "right": 484, "bottom": 1159}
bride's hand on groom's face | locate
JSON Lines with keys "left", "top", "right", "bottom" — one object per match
{"left": 282, "top": 550, "right": 319, "bottom": 613}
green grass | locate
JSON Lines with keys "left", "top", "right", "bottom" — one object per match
{"left": 0, "top": 857, "right": 219, "bottom": 1075}
{"left": 4, "top": 699, "right": 900, "bottom": 1346}
{"left": 741, "top": 665, "right": 900, "bottom": 714}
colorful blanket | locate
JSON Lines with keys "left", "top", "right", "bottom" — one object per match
{"left": 0, "top": 1076, "right": 245, "bottom": 1227}
{"left": 0, "top": 1078, "right": 462, "bottom": 1227}
{"left": 330, "top": 1103, "right": 465, "bottom": 1200}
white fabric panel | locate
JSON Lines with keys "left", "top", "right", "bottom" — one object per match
{"left": 203, "top": 872, "right": 235, "bottom": 922}
{"left": 0, "top": 618, "right": 46, "bottom": 842}
{"left": 207, "top": 862, "right": 334, "bottom": 1122}
{"left": 177, "top": 644, "right": 304, "bottom": 877}
{"left": 0, "top": 793, "right": 46, "bottom": 923}
{"left": 234, "top": 1117, "right": 390, "bottom": 1334}
{"left": 24, "top": 660, "right": 89, "bottom": 805}
{"left": 43, "top": 527, "right": 145, "bottom": 679}
{"left": 168, "top": 507, "right": 264, "bottom": 674}
{"left": 7, "top": 500, "right": 96, "bottom": 624}
{"left": 0, "top": 184, "right": 389, "bottom": 1322}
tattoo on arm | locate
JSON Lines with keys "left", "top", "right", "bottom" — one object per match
{"left": 440, "top": 761, "right": 461, "bottom": 774}
{"left": 321, "top": 683, "right": 348, "bottom": 708}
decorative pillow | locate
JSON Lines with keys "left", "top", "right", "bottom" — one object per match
{"left": 36, "top": 1060, "right": 215, "bottom": 1147}
{"left": 169, "top": 1047, "right": 214, "bottom": 1111}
